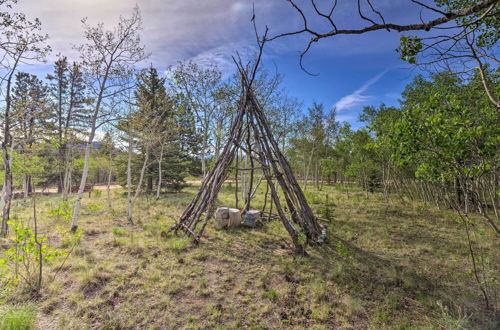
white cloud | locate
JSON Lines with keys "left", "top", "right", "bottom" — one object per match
{"left": 188, "top": 42, "right": 257, "bottom": 78}
{"left": 14, "top": 0, "right": 281, "bottom": 73}
{"left": 12, "top": 0, "right": 412, "bottom": 76}
{"left": 333, "top": 70, "right": 388, "bottom": 112}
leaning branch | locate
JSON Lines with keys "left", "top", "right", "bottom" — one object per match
{"left": 266, "top": 0, "right": 499, "bottom": 74}
{"left": 269, "top": 0, "right": 498, "bottom": 41}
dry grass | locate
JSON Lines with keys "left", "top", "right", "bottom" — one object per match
{"left": 0, "top": 182, "right": 498, "bottom": 329}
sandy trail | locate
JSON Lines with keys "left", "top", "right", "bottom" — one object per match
{"left": 18, "top": 180, "right": 221, "bottom": 195}
{"left": 15, "top": 184, "right": 123, "bottom": 195}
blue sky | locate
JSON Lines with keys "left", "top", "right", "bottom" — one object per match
{"left": 268, "top": 50, "right": 411, "bottom": 129}
{"left": 15, "top": 0, "right": 437, "bottom": 129}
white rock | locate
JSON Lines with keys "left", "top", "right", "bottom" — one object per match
{"left": 215, "top": 207, "right": 229, "bottom": 229}
{"left": 228, "top": 208, "right": 242, "bottom": 227}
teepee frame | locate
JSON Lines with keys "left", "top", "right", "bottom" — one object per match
{"left": 170, "top": 31, "right": 325, "bottom": 252}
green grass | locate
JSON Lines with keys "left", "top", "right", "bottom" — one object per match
{"left": 0, "top": 305, "right": 36, "bottom": 330}
{"left": 0, "top": 182, "right": 498, "bottom": 329}
{"left": 111, "top": 226, "right": 126, "bottom": 236}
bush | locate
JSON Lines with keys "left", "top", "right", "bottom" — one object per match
{"left": 318, "top": 205, "right": 333, "bottom": 220}
{"left": 92, "top": 189, "right": 103, "bottom": 198}
{"left": 0, "top": 217, "right": 64, "bottom": 292}
{"left": 48, "top": 201, "right": 72, "bottom": 222}
{"left": 86, "top": 203, "right": 103, "bottom": 212}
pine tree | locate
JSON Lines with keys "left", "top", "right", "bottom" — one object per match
{"left": 46, "top": 56, "right": 89, "bottom": 194}
{"left": 11, "top": 72, "right": 50, "bottom": 196}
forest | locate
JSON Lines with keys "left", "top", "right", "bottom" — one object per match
{"left": 0, "top": 0, "right": 498, "bottom": 329}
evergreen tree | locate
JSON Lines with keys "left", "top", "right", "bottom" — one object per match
{"left": 11, "top": 72, "right": 50, "bottom": 195}
{"left": 46, "top": 56, "right": 89, "bottom": 193}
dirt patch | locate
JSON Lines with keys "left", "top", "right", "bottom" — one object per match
{"left": 46, "top": 235, "right": 62, "bottom": 247}
{"left": 92, "top": 184, "right": 122, "bottom": 191}
{"left": 84, "top": 229, "right": 105, "bottom": 239}
{"left": 80, "top": 274, "right": 111, "bottom": 298}
{"left": 0, "top": 238, "right": 13, "bottom": 250}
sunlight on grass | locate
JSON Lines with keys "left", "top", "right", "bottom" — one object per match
{"left": 0, "top": 184, "right": 496, "bottom": 329}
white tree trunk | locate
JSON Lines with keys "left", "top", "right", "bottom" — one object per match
{"left": 242, "top": 154, "right": 248, "bottom": 202}
{"left": 63, "top": 164, "right": 71, "bottom": 201}
{"left": 303, "top": 149, "right": 314, "bottom": 191}
{"left": 23, "top": 174, "right": 28, "bottom": 199}
{"left": 127, "top": 139, "right": 133, "bottom": 222}
{"left": 200, "top": 117, "right": 210, "bottom": 181}
{"left": 70, "top": 139, "right": 92, "bottom": 232}
{"left": 0, "top": 141, "right": 15, "bottom": 226}
{"left": 107, "top": 150, "right": 113, "bottom": 208}
{"left": 0, "top": 177, "right": 6, "bottom": 222}
{"left": 63, "top": 147, "right": 72, "bottom": 200}
{"left": 70, "top": 66, "right": 108, "bottom": 231}
{"left": 201, "top": 136, "right": 207, "bottom": 180}
{"left": 129, "top": 147, "right": 149, "bottom": 222}
{"left": 156, "top": 144, "right": 164, "bottom": 200}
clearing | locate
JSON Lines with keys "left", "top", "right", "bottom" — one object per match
{"left": 0, "top": 183, "right": 498, "bottom": 329}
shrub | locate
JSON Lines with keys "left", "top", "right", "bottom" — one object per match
{"left": 86, "top": 203, "right": 103, "bottom": 212}
{"left": 318, "top": 205, "right": 333, "bottom": 220}
{"left": 48, "top": 201, "right": 72, "bottom": 222}
{"left": 92, "top": 189, "right": 103, "bottom": 198}
{"left": 0, "top": 216, "right": 64, "bottom": 292}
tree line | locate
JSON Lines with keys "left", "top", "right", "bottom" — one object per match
{"left": 290, "top": 71, "right": 498, "bottom": 233}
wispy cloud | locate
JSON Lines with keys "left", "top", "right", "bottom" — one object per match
{"left": 15, "top": 0, "right": 280, "bottom": 73}
{"left": 188, "top": 42, "right": 257, "bottom": 78}
{"left": 15, "top": 0, "right": 411, "bottom": 76}
{"left": 333, "top": 70, "right": 389, "bottom": 112}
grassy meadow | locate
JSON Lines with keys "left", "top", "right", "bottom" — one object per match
{"left": 0, "top": 182, "right": 498, "bottom": 329}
